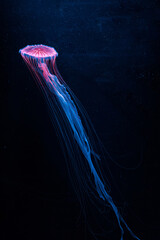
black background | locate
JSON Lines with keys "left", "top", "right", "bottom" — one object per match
{"left": 1, "top": 0, "right": 160, "bottom": 239}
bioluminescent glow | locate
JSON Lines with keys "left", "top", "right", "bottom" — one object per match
{"left": 19, "top": 44, "right": 140, "bottom": 240}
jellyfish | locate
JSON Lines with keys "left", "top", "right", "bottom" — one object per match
{"left": 19, "top": 44, "right": 140, "bottom": 240}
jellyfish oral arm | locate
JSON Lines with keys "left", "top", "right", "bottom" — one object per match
{"left": 37, "top": 62, "right": 139, "bottom": 240}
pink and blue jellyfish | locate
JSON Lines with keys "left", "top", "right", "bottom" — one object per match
{"left": 19, "top": 44, "right": 141, "bottom": 240}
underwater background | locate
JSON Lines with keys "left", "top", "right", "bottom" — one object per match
{"left": 1, "top": 0, "right": 160, "bottom": 240}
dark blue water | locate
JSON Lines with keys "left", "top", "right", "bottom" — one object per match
{"left": 1, "top": 1, "right": 160, "bottom": 240}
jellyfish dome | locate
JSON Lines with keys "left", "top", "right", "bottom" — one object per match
{"left": 19, "top": 44, "right": 58, "bottom": 59}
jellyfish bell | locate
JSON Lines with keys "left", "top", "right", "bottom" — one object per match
{"left": 19, "top": 44, "right": 58, "bottom": 59}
